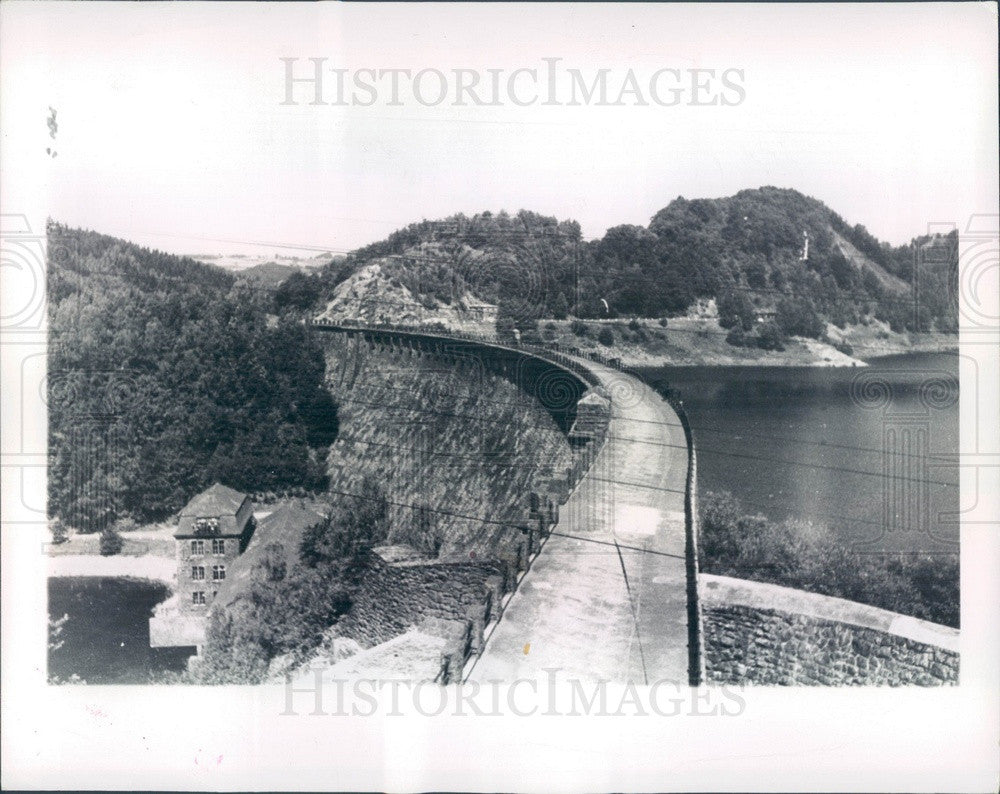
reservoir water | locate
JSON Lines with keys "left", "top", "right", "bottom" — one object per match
{"left": 48, "top": 577, "right": 191, "bottom": 684}
{"left": 637, "top": 351, "right": 960, "bottom": 554}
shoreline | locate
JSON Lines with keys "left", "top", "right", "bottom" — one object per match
{"left": 47, "top": 554, "right": 175, "bottom": 584}
{"left": 535, "top": 316, "right": 958, "bottom": 370}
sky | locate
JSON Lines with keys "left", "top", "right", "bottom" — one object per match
{"left": 2, "top": 2, "right": 997, "bottom": 257}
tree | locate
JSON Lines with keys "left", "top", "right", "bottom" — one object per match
{"left": 717, "top": 288, "right": 756, "bottom": 331}
{"left": 550, "top": 292, "right": 570, "bottom": 320}
{"left": 745, "top": 255, "right": 768, "bottom": 289}
{"left": 273, "top": 271, "right": 321, "bottom": 313}
{"left": 47, "top": 225, "right": 336, "bottom": 529}
{"left": 50, "top": 519, "right": 69, "bottom": 545}
{"left": 597, "top": 326, "right": 614, "bottom": 346}
{"left": 99, "top": 525, "right": 124, "bottom": 556}
{"left": 698, "top": 491, "right": 958, "bottom": 628}
{"left": 756, "top": 321, "right": 785, "bottom": 351}
{"left": 300, "top": 478, "right": 388, "bottom": 568}
{"left": 776, "top": 296, "right": 824, "bottom": 339}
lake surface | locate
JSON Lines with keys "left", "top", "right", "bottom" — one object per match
{"left": 637, "top": 351, "right": 960, "bottom": 554}
{"left": 48, "top": 577, "right": 192, "bottom": 684}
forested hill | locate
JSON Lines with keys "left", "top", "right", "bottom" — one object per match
{"left": 47, "top": 223, "right": 337, "bottom": 532}
{"left": 307, "top": 187, "right": 957, "bottom": 342}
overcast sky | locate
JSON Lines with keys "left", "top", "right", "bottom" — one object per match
{"left": 2, "top": 2, "right": 997, "bottom": 256}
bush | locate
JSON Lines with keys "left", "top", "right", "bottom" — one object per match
{"left": 725, "top": 327, "right": 748, "bottom": 347}
{"left": 833, "top": 340, "right": 854, "bottom": 356}
{"left": 658, "top": 317, "right": 669, "bottom": 327}
{"left": 99, "top": 526, "right": 124, "bottom": 556}
{"left": 570, "top": 320, "right": 589, "bottom": 336}
{"left": 755, "top": 321, "right": 785, "bottom": 351}
{"left": 717, "top": 288, "right": 756, "bottom": 331}
{"left": 776, "top": 296, "right": 825, "bottom": 339}
{"left": 628, "top": 318, "right": 641, "bottom": 331}
{"left": 698, "top": 491, "right": 959, "bottom": 627}
{"left": 50, "top": 519, "right": 69, "bottom": 545}
{"left": 597, "top": 327, "right": 615, "bottom": 346}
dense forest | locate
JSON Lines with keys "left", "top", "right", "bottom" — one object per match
{"left": 297, "top": 187, "right": 958, "bottom": 345}
{"left": 47, "top": 223, "right": 337, "bottom": 531}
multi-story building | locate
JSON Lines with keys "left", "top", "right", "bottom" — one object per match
{"left": 174, "top": 483, "right": 254, "bottom": 613}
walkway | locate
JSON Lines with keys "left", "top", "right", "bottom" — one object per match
{"left": 469, "top": 359, "right": 691, "bottom": 684}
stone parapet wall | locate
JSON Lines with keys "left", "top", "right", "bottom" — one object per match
{"left": 704, "top": 605, "right": 958, "bottom": 686}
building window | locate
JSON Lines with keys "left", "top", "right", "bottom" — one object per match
{"left": 194, "top": 517, "right": 220, "bottom": 534}
{"left": 212, "top": 538, "right": 225, "bottom": 555}
{"left": 192, "top": 591, "right": 206, "bottom": 606}
{"left": 212, "top": 565, "right": 226, "bottom": 581}
{"left": 190, "top": 539, "right": 204, "bottom": 556}
{"left": 191, "top": 566, "right": 205, "bottom": 580}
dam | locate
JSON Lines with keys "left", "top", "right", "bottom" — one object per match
{"left": 309, "top": 320, "right": 700, "bottom": 685}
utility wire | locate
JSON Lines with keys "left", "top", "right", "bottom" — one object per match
{"left": 332, "top": 394, "right": 960, "bottom": 489}
{"left": 346, "top": 380, "right": 957, "bottom": 464}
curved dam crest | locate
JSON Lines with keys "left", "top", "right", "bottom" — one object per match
{"left": 310, "top": 321, "right": 701, "bottom": 685}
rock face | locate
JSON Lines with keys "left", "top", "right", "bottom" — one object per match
{"left": 704, "top": 606, "right": 958, "bottom": 686}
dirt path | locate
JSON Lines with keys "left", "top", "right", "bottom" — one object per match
{"left": 468, "top": 361, "right": 690, "bottom": 684}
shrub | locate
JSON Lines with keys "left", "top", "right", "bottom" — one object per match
{"left": 833, "top": 340, "right": 854, "bottom": 356}
{"left": 698, "top": 491, "right": 958, "bottom": 627}
{"left": 755, "top": 321, "right": 785, "bottom": 351}
{"left": 628, "top": 318, "right": 641, "bottom": 331}
{"left": 776, "top": 296, "right": 825, "bottom": 339}
{"left": 658, "top": 317, "right": 668, "bottom": 327}
{"left": 717, "top": 288, "right": 756, "bottom": 331}
{"left": 570, "top": 320, "right": 588, "bottom": 336}
{"left": 725, "top": 327, "right": 748, "bottom": 347}
{"left": 99, "top": 526, "right": 124, "bottom": 556}
{"left": 50, "top": 519, "right": 69, "bottom": 545}
{"left": 597, "top": 327, "right": 615, "bottom": 346}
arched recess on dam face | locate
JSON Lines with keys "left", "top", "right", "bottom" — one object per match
{"left": 310, "top": 324, "right": 589, "bottom": 435}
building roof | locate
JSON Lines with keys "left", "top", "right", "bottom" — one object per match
{"left": 372, "top": 544, "right": 433, "bottom": 566}
{"left": 211, "top": 500, "right": 331, "bottom": 609}
{"left": 259, "top": 502, "right": 328, "bottom": 535}
{"left": 180, "top": 483, "right": 248, "bottom": 518}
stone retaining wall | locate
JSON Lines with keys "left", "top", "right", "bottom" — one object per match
{"left": 704, "top": 605, "right": 958, "bottom": 686}
{"left": 340, "top": 552, "right": 503, "bottom": 650}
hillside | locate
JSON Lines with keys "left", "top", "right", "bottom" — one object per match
{"left": 316, "top": 260, "right": 501, "bottom": 337}
{"left": 47, "top": 224, "right": 336, "bottom": 531}
{"left": 193, "top": 252, "right": 335, "bottom": 284}
{"left": 306, "top": 188, "right": 958, "bottom": 350}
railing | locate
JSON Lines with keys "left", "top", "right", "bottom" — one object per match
{"left": 308, "top": 317, "right": 603, "bottom": 390}
{"left": 309, "top": 316, "right": 703, "bottom": 683}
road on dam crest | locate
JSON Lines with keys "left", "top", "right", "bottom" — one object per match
{"left": 468, "top": 358, "right": 691, "bottom": 685}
